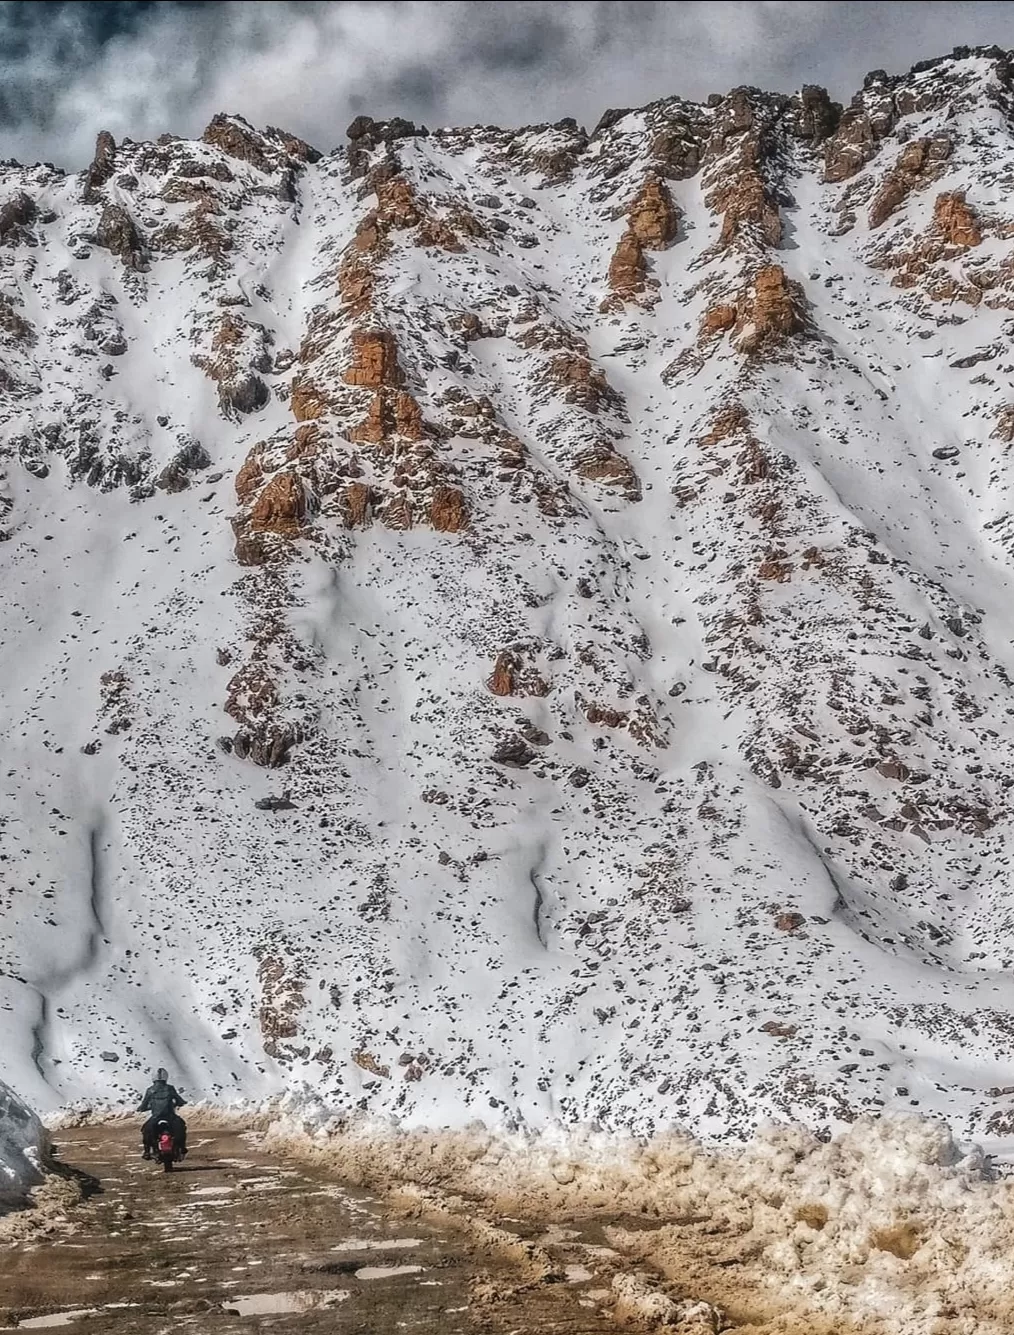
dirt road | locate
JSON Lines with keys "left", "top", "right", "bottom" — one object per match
{"left": 0, "top": 1121, "right": 644, "bottom": 1333}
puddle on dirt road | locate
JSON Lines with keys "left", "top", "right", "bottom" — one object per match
{"left": 9, "top": 1305, "right": 137, "bottom": 1330}
{"left": 331, "top": 1236, "right": 423, "bottom": 1252}
{"left": 355, "top": 1265, "right": 424, "bottom": 1280}
{"left": 12, "top": 1313, "right": 99, "bottom": 1330}
{"left": 222, "top": 1289, "right": 351, "bottom": 1316}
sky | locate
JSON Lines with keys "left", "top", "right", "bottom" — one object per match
{"left": 4, "top": 1, "right": 1014, "bottom": 167}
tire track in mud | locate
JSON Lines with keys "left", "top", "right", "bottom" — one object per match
{"left": 0, "top": 1122, "right": 640, "bottom": 1334}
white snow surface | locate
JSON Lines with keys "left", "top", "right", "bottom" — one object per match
{"left": 3, "top": 52, "right": 1014, "bottom": 1143}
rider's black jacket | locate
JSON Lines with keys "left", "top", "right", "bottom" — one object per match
{"left": 139, "top": 1080, "right": 186, "bottom": 1121}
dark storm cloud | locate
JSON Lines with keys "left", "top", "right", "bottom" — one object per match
{"left": 4, "top": 1, "right": 1014, "bottom": 168}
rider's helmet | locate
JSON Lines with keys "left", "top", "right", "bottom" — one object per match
{"left": 155, "top": 1068, "right": 168, "bottom": 1082}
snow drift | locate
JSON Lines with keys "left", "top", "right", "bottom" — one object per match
{"left": 265, "top": 1102, "right": 1014, "bottom": 1334}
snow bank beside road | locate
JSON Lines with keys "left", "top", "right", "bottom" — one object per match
{"left": 264, "top": 1101, "right": 1014, "bottom": 1333}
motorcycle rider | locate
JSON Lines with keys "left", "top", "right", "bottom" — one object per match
{"left": 139, "top": 1068, "right": 187, "bottom": 1160}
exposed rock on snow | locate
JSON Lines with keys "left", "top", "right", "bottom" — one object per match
{"left": 0, "top": 1080, "right": 47, "bottom": 1209}
{"left": 94, "top": 203, "right": 148, "bottom": 271}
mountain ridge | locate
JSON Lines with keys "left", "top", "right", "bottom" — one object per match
{"left": 3, "top": 45, "right": 1014, "bottom": 1141}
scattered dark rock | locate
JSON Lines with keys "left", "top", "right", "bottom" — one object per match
{"left": 775, "top": 911, "right": 806, "bottom": 932}
{"left": 175, "top": 441, "right": 212, "bottom": 471}
{"left": 221, "top": 373, "right": 269, "bottom": 417}
{"left": 98, "top": 332, "right": 128, "bottom": 356}
{"left": 492, "top": 735, "right": 535, "bottom": 767}
{"left": 520, "top": 724, "right": 551, "bottom": 747}
{"left": 876, "top": 758, "right": 911, "bottom": 782}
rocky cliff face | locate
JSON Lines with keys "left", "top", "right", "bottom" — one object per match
{"left": 4, "top": 47, "right": 1014, "bottom": 1139}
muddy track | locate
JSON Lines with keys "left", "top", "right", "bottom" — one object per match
{"left": 0, "top": 1122, "right": 645, "bottom": 1333}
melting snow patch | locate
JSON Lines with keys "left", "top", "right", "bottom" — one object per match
{"left": 565, "top": 1265, "right": 593, "bottom": 1282}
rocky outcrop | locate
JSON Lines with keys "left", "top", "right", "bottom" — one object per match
{"left": 793, "top": 86, "right": 840, "bottom": 145}
{"left": 491, "top": 735, "right": 536, "bottom": 767}
{"left": 867, "top": 186, "right": 985, "bottom": 305}
{"left": 602, "top": 176, "right": 680, "bottom": 309}
{"left": 232, "top": 452, "right": 309, "bottom": 563}
{"left": 339, "top": 481, "right": 373, "bottom": 528}
{"left": 379, "top": 493, "right": 413, "bottom": 531}
{"left": 151, "top": 194, "right": 232, "bottom": 264}
{"left": 573, "top": 443, "right": 641, "bottom": 501}
{"left": 0, "top": 293, "right": 35, "bottom": 347}
{"left": 582, "top": 695, "right": 668, "bottom": 748}
{"left": 821, "top": 54, "right": 979, "bottom": 182}
{"left": 247, "top": 472, "right": 307, "bottom": 536}
{"left": 429, "top": 484, "right": 469, "bottom": 532}
{"left": 867, "top": 136, "right": 952, "bottom": 229}
{"left": 487, "top": 647, "right": 550, "bottom": 698}
{"left": 192, "top": 313, "right": 272, "bottom": 418}
{"left": 338, "top": 247, "right": 377, "bottom": 317}
{"left": 933, "top": 190, "right": 981, "bottom": 248}
{"left": 710, "top": 169, "right": 782, "bottom": 249}
{"left": 702, "top": 89, "right": 783, "bottom": 252}
{"left": 627, "top": 175, "right": 680, "bottom": 249}
{"left": 339, "top": 329, "right": 429, "bottom": 447}
{"left": 735, "top": 265, "right": 808, "bottom": 355}
{"left": 992, "top": 405, "right": 1014, "bottom": 444}
{"left": 349, "top": 389, "right": 424, "bottom": 444}
{"left": 542, "top": 353, "right": 622, "bottom": 413}
{"left": 95, "top": 204, "right": 148, "bottom": 271}
{"left": 255, "top": 951, "right": 306, "bottom": 1057}
{"left": 823, "top": 80, "right": 900, "bottom": 183}
{"left": 603, "top": 229, "right": 648, "bottom": 308}
{"left": 697, "top": 267, "right": 808, "bottom": 357}
{"left": 154, "top": 442, "right": 211, "bottom": 494}
{"left": 700, "top": 303, "right": 738, "bottom": 337}
{"left": 343, "top": 329, "right": 404, "bottom": 389}
{"left": 83, "top": 131, "right": 117, "bottom": 201}
{"left": 346, "top": 115, "right": 427, "bottom": 178}
{"left": 202, "top": 113, "right": 320, "bottom": 173}
{"left": 375, "top": 175, "right": 421, "bottom": 229}
{"left": 0, "top": 192, "right": 37, "bottom": 247}
{"left": 290, "top": 379, "right": 332, "bottom": 423}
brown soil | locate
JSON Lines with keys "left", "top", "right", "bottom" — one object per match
{"left": 0, "top": 1122, "right": 642, "bottom": 1334}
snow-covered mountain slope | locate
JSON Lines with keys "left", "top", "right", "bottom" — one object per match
{"left": 6, "top": 47, "right": 1014, "bottom": 1140}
